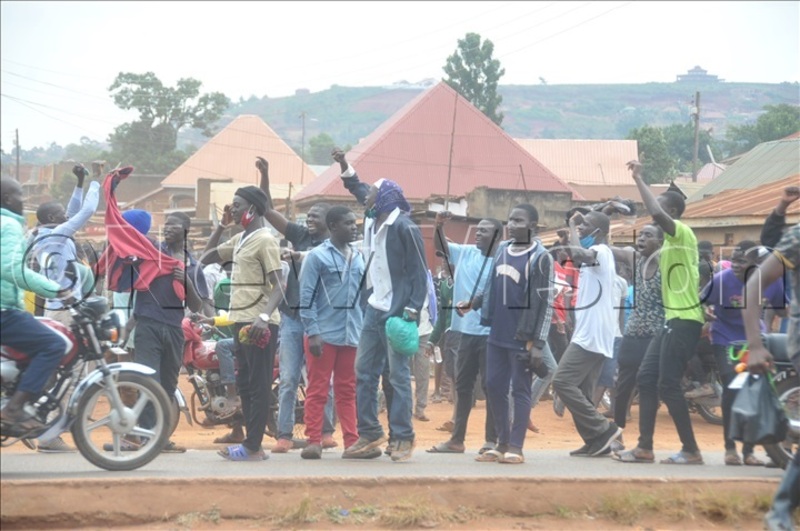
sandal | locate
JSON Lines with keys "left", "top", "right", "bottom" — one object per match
{"left": 478, "top": 442, "right": 495, "bottom": 455}
{"left": 660, "top": 451, "right": 704, "bottom": 465}
{"left": 218, "top": 444, "right": 268, "bottom": 461}
{"left": 475, "top": 449, "right": 503, "bottom": 462}
{"left": 499, "top": 452, "right": 525, "bottom": 464}
{"left": 724, "top": 450, "right": 742, "bottom": 466}
{"left": 0, "top": 412, "right": 46, "bottom": 438}
{"left": 743, "top": 454, "right": 765, "bottom": 466}
{"left": 435, "top": 420, "right": 454, "bottom": 432}
{"left": 426, "top": 441, "right": 465, "bottom": 453}
{"left": 613, "top": 448, "right": 655, "bottom": 464}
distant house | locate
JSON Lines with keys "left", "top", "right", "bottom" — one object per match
{"left": 294, "top": 82, "right": 581, "bottom": 267}
{"left": 689, "top": 137, "right": 800, "bottom": 202}
{"left": 677, "top": 66, "right": 722, "bottom": 83}
{"left": 127, "top": 114, "right": 314, "bottom": 224}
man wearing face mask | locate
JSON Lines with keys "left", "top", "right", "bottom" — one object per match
{"left": 553, "top": 209, "right": 623, "bottom": 458}
{"left": 332, "top": 148, "right": 429, "bottom": 462}
{"left": 203, "top": 185, "right": 285, "bottom": 461}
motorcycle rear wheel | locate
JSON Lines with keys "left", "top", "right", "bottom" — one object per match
{"left": 71, "top": 371, "right": 171, "bottom": 471}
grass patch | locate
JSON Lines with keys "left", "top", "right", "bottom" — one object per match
{"left": 597, "top": 491, "right": 663, "bottom": 525}
{"left": 276, "top": 495, "right": 317, "bottom": 526}
{"left": 378, "top": 497, "right": 441, "bottom": 528}
{"left": 174, "top": 504, "right": 222, "bottom": 528}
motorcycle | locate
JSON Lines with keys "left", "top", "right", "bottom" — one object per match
{"left": 0, "top": 296, "right": 171, "bottom": 471}
{"left": 181, "top": 316, "right": 307, "bottom": 440}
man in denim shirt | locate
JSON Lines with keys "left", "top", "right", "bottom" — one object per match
{"left": 298, "top": 206, "right": 365, "bottom": 459}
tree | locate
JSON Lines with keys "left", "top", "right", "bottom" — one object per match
{"left": 726, "top": 104, "right": 800, "bottom": 156}
{"left": 306, "top": 133, "right": 336, "bottom": 164}
{"left": 64, "top": 137, "right": 107, "bottom": 164}
{"left": 661, "top": 122, "right": 719, "bottom": 172}
{"left": 627, "top": 125, "right": 675, "bottom": 184}
{"left": 107, "top": 72, "right": 229, "bottom": 174}
{"left": 443, "top": 32, "right": 505, "bottom": 126}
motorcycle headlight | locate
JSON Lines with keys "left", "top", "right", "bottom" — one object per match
{"left": 99, "top": 313, "right": 122, "bottom": 342}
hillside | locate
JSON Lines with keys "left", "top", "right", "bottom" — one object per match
{"left": 178, "top": 81, "right": 800, "bottom": 156}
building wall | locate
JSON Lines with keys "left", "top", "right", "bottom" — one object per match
{"left": 466, "top": 187, "right": 572, "bottom": 230}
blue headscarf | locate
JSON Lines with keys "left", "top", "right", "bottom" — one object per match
{"left": 374, "top": 179, "right": 410, "bottom": 216}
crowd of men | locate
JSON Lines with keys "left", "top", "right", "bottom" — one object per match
{"left": 1, "top": 151, "right": 798, "bottom": 529}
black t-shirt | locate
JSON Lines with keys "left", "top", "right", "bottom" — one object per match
{"left": 280, "top": 222, "right": 325, "bottom": 318}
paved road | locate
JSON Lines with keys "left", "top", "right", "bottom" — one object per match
{"left": 0, "top": 449, "right": 785, "bottom": 481}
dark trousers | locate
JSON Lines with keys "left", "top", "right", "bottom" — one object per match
{"left": 133, "top": 316, "right": 184, "bottom": 429}
{"left": 710, "top": 344, "right": 755, "bottom": 454}
{"left": 486, "top": 342, "right": 533, "bottom": 450}
{"left": 234, "top": 322, "right": 278, "bottom": 453}
{"left": 548, "top": 324, "right": 569, "bottom": 363}
{"left": 636, "top": 319, "right": 703, "bottom": 453}
{"left": 613, "top": 335, "right": 653, "bottom": 429}
{"left": 451, "top": 332, "right": 496, "bottom": 445}
{"left": 0, "top": 309, "right": 67, "bottom": 395}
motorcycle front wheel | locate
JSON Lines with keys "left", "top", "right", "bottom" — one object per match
{"left": 71, "top": 371, "right": 171, "bottom": 471}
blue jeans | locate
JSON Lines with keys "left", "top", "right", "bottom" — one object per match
{"left": 277, "top": 314, "right": 334, "bottom": 440}
{"left": 0, "top": 309, "right": 67, "bottom": 395}
{"left": 216, "top": 338, "right": 236, "bottom": 385}
{"left": 355, "top": 305, "right": 415, "bottom": 442}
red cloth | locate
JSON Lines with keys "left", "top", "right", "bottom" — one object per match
{"left": 304, "top": 341, "right": 358, "bottom": 448}
{"left": 96, "top": 167, "right": 185, "bottom": 299}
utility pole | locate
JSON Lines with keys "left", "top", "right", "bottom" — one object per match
{"left": 691, "top": 91, "right": 701, "bottom": 182}
{"left": 15, "top": 129, "right": 20, "bottom": 181}
{"left": 299, "top": 111, "right": 306, "bottom": 186}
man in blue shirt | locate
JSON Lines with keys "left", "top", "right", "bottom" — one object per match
{"left": 127, "top": 212, "right": 209, "bottom": 453}
{"left": 427, "top": 211, "right": 502, "bottom": 454}
{"left": 298, "top": 206, "right": 365, "bottom": 459}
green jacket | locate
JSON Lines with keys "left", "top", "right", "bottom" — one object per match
{"left": 1, "top": 208, "right": 61, "bottom": 311}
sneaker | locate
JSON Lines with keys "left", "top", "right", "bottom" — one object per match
{"left": 342, "top": 435, "right": 388, "bottom": 457}
{"left": 162, "top": 440, "right": 187, "bottom": 453}
{"left": 301, "top": 443, "right": 322, "bottom": 460}
{"left": 610, "top": 434, "right": 625, "bottom": 453}
{"left": 569, "top": 442, "right": 591, "bottom": 457}
{"left": 37, "top": 436, "right": 76, "bottom": 453}
{"left": 553, "top": 394, "right": 565, "bottom": 418}
{"left": 272, "top": 438, "right": 293, "bottom": 454}
{"left": 384, "top": 440, "right": 396, "bottom": 456}
{"left": 342, "top": 447, "right": 382, "bottom": 459}
{"left": 391, "top": 439, "right": 416, "bottom": 462}
{"left": 684, "top": 383, "right": 716, "bottom": 399}
{"left": 587, "top": 424, "right": 622, "bottom": 457}
{"left": 321, "top": 435, "right": 338, "bottom": 449}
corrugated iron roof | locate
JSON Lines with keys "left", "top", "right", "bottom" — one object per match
{"left": 295, "top": 82, "right": 581, "bottom": 203}
{"left": 514, "top": 139, "right": 639, "bottom": 186}
{"left": 160, "top": 115, "right": 313, "bottom": 200}
{"left": 689, "top": 138, "right": 800, "bottom": 201}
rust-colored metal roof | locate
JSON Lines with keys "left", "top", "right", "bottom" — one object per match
{"left": 682, "top": 175, "right": 800, "bottom": 219}
{"left": 160, "top": 115, "right": 313, "bottom": 200}
{"left": 514, "top": 139, "right": 639, "bottom": 186}
{"left": 295, "top": 82, "right": 581, "bottom": 203}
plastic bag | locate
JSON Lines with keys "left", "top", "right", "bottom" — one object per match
{"left": 385, "top": 316, "right": 419, "bottom": 357}
{"left": 729, "top": 374, "right": 788, "bottom": 445}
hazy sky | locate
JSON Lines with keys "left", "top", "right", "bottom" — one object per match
{"left": 2, "top": 1, "right": 798, "bottom": 149}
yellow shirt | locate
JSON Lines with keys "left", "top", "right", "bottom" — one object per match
{"left": 216, "top": 228, "right": 282, "bottom": 325}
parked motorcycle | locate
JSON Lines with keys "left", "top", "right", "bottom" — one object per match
{"left": 0, "top": 296, "right": 171, "bottom": 471}
{"left": 761, "top": 333, "right": 800, "bottom": 470}
{"left": 182, "top": 317, "right": 240, "bottom": 427}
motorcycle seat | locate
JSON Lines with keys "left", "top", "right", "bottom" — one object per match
{"left": 765, "top": 333, "right": 789, "bottom": 362}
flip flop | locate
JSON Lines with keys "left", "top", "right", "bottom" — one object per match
{"left": 724, "top": 451, "right": 742, "bottom": 466}
{"left": 0, "top": 413, "right": 46, "bottom": 438}
{"left": 660, "top": 451, "right": 704, "bottom": 465}
{"left": 475, "top": 449, "right": 503, "bottom": 462}
{"left": 218, "top": 444, "right": 268, "bottom": 461}
{"left": 426, "top": 441, "right": 465, "bottom": 454}
{"left": 743, "top": 454, "right": 765, "bottom": 466}
{"left": 478, "top": 443, "right": 495, "bottom": 455}
{"left": 499, "top": 452, "right": 525, "bottom": 464}
{"left": 613, "top": 449, "right": 655, "bottom": 464}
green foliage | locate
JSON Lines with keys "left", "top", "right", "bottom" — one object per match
{"left": 106, "top": 72, "right": 229, "bottom": 174}
{"left": 627, "top": 125, "right": 675, "bottom": 183}
{"left": 306, "top": 133, "right": 336, "bottom": 164}
{"left": 661, "top": 122, "right": 719, "bottom": 172}
{"left": 725, "top": 103, "right": 800, "bottom": 155}
{"left": 63, "top": 137, "right": 107, "bottom": 164}
{"left": 443, "top": 32, "right": 506, "bottom": 125}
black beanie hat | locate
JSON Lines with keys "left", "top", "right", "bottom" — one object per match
{"left": 235, "top": 186, "right": 268, "bottom": 215}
